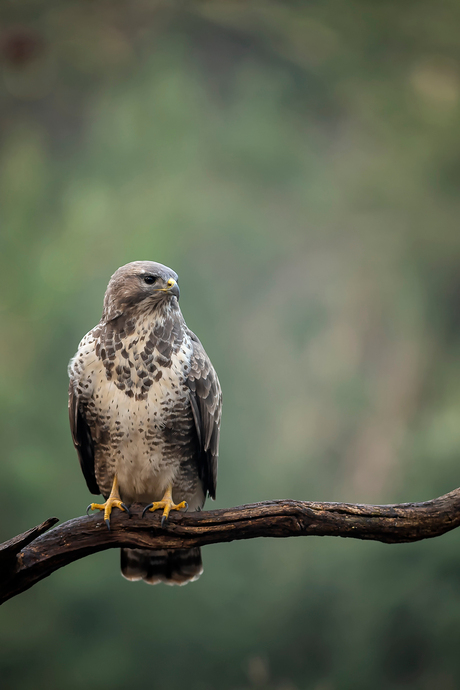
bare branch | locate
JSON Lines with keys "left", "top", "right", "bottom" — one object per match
{"left": 2, "top": 488, "right": 460, "bottom": 604}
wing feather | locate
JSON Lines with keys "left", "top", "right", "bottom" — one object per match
{"left": 68, "top": 380, "right": 99, "bottom": 495}
{"left": 186, "top": 331, "right": 222, "bottom": 500}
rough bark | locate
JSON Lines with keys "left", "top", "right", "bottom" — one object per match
{"left": 2, "top": 488, "right": 460, "bottom": 604}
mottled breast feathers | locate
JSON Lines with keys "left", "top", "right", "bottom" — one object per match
{"left": 68, "top": 306, "right": 222, "bottom": 500}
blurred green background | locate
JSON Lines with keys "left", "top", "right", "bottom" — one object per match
{"left": 2, "top": 1, "right": 460, "bottom": 688}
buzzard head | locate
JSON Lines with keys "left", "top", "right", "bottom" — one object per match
{"left": 102, "top": 261, "right": 180, "bottom": 322}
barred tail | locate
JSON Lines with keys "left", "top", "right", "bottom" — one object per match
{"left": 120, "top": 547, "right": 203, "bottom": 585}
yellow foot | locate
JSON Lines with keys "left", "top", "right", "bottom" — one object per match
{"left": 86, "top": 475, "right": 130, "bottom": 530}
{"left": 142, "top": 487, "right": 188, "bottom": 527}
{"left": 87, "top": 497, "right": 130, "bottom": 530}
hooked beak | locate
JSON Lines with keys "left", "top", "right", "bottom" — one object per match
{"left": 155, "top": 278, "right": 180, "bottom": 299}
{"left": 165, "top": 278, "right": 180, "bottom": 299}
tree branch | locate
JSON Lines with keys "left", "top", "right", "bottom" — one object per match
{"left": 2, "top": 488, "right": 460, "bottom": 604}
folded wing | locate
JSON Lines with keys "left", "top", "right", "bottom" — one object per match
{"left": 186, "top": 331, "right": 222, "bottom": 499}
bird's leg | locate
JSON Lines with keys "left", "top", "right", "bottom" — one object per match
{"left": 87, "top": 474, "right": 130, "bottom": 530}
{"left": 142, "top": 484, "right": 188, "bottom": 527}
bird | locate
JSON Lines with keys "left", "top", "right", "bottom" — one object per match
{"left": 68, "top": 261, "right": 222, "bottom": 585}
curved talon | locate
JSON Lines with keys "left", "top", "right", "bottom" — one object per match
{"left": 184, "top": 502, "right": 189, "bottom": 513}
{"left": 121, "top": 503, "right": 131, "bottom": 517}
{"left": 161, "top": 514, "right": 168, "bottom": 528}
{"left": 105, "top": 518, "right": 111, "bottom": 531}
{"left": 142, "top": 503, "right": 153, "bottom": 518}
{"left": 86, "top": 504, "right": 93, "bottom": 516}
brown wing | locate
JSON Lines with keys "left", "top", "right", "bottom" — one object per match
{"left": 186, "top": 331, "right": 222, "bottom": 500}
{"left": 68, "top": 380, "right": 100, "bottom": 495}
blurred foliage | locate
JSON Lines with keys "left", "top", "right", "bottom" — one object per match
{"left": 2, "top": 1, "right": 460, "bottom": 689}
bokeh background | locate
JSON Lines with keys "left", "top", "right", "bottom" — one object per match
{"left": 2, "top": 1, "right": 460, "bottom": 689}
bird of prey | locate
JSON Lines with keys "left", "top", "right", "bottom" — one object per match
{"left": 68, "top": 261, "right": 222, "bottom": 585}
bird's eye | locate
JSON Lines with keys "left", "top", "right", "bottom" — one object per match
{"left": 143, "top": 275, "right": 156, "bottom": 285}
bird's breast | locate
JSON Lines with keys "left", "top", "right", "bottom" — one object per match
{"left": 74, "top": 321, "right": 196, "bottom": 500}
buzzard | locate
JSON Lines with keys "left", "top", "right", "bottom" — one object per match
{"left": 68, "top": 261, "right": 222, "bottom": 585}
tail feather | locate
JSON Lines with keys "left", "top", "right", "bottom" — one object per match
{"left": 121, "top": 547, "right": 203, "bottom": 585}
